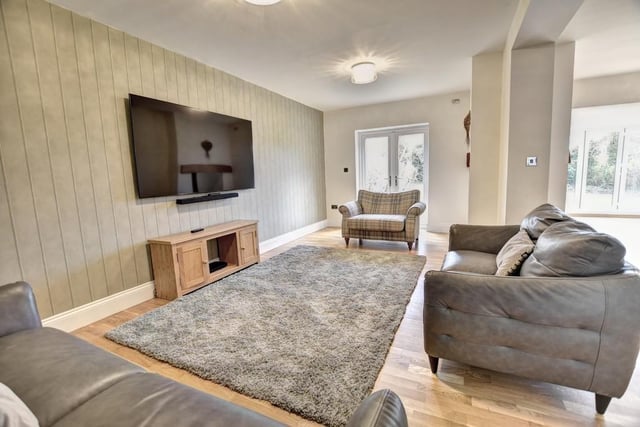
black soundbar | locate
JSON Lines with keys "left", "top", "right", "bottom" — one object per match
{"left": 176, "top": 192, "right": 239, "bottom": 205}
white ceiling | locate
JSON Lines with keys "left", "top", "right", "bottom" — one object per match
{"left": 48, "top": 0, "right": 640, "bottom": 111}
{"left": 560, "top": 0, "right": 640, "bottom": 80}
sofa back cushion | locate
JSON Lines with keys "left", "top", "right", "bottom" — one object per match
{"left": 520, "top": 203, "right": 571, "bottom": 240}
{"left": 520, "top": 221, "right": 626, "bottom": 277}
{"left": 358, "top": 190, "right": 419, "bottom": 215}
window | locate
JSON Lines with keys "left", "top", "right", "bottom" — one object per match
{"left": 356, "top": 125, "right": 428, "bottom": 196}
{"left": 567, "top": 104, "right": 640, "bottom": 214}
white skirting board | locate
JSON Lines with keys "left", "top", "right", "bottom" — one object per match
{"left": 426, "top": 222, "right": 451, "bottom": 233}
{"left": 259, "top": 219, "right": 328, "bottom": 254}
{"left": 42, "top": 219, "right": 329, "bottom": 332}
{"left": 42, "top": 281, "right": 155, "bottom": 332}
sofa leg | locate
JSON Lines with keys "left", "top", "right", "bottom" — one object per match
{"left": 595, "top": 394, "right": 612, "bottom": 414}
{"left": 344, "top": 237, "right": 349, "bottom": 247}
{"left": 407, "top": 241, "right": 413, "bottom": 250}
{"left": 428, "top": 355, "right": 439, "bottom": 374}
{"left": 359, "top": 238, "right": 363, "bottom": 246}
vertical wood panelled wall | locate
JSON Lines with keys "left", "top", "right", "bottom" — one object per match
{"left": 0, "top": 0, "right": 326, "bottom": 317}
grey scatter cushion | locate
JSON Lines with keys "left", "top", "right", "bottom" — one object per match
{"left": 520, "top": 220, "right": 626, "bottom": 277}
{"left": 495, "top": 229, "right": 535, "bottom": 276}
{"left": 0, "top": 383, "right": 39, "bottom": 427}
{"left": 520, "top": 203, "right": 571, "bottom": 240}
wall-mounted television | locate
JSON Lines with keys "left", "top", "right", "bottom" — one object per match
{"left": 128, "top": 94, "right": 254, "bottom": 199}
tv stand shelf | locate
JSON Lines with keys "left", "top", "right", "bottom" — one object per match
{"left": 148, "top": 220, "right": 259, "bottom": 300}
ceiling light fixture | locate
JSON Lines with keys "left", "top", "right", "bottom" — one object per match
{"left": 350, "top": 61, "right": 377, "bottom": 84}
{"left": 245, "top": 0, "right": 281, "bottom": 5}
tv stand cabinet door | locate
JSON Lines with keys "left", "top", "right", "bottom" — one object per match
{"left": 176, "top": 241, "right": 208, "bottom": 291}
{"left": 239, "top": 226, "right": 259, "bottom": 266}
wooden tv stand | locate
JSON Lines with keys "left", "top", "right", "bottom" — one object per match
{"left": 148, "top": 220, "right": 259, "bottom": 300}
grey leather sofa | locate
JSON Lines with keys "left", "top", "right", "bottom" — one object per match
{"left": 0, "top": 281, "right": 408, "bottom": 427}
{"left": 423, "top": 210, "right": 640, "bottom": 415}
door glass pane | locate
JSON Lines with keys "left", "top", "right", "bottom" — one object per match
{"left": 620, "top": 131, "right": 640, "bottom": 212}
{"left": 397, "top": 133, "right": 424, "bottom": 193}
{"left": 565, "top": 141, "right": 580, "bottom": 212}
{"left": 581, "top": 131, "right": 619, "bottom": 211}
{"left": 363, "top": 136, "right": 389, "bottom": 192}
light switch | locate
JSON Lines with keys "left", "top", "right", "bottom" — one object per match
{"left": 526, "top": 156, "right": 537, "bottom": 167}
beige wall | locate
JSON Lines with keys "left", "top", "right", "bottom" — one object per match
{"left": 505, "top": 45, "right": 555, "bottom": 223}
{"left": 323, "top": 92, "right": 469, "bottom": 232}
{"left": 547, "top": 43, "right": 574, "bottom": 208}
{"left": 573, "top": 71, "right": 640, "bottom": 108}
{"left": 0, "top": 0, "right": 325, "bottom": 317}
{"left": 469, "top": 52, "right": 503, "bottom": 224}
{"left": 503, "top": 43, "right": 575, "bottom": 223}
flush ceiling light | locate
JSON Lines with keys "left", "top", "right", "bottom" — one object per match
{"left": 245, "top": 0, "right": 281, "bottom": 5}
{"left": 350, "top": 61, "right": 377, "bottom": 84}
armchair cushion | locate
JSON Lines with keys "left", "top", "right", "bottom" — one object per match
{"left": 521, "top": 221, "right": 626, "bottom": 277}
{"left": 346, "top": 214, "right": 406, "bottom": 232}
{"left": 495, "top": 230, "right": 535, "bottom": 276}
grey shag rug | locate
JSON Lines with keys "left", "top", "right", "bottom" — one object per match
{"left": 106, "top": 245, "right": 425, "bottom": 426}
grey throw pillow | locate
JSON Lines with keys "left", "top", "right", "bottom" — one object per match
{"left": 0, "top": 383, "right": 39, "bottom": 427}
{"left": 495, "top": 230, "right": 535, "bottom": 276}
{"left": 520, "top": 203, "right": 570, "bottom": 240}
{"left": 520, "top": 221, "right": 626, "bottom": 277}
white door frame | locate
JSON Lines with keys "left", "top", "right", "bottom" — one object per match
{"left": 354, "top": 123, "right": 429, "bottom": 199}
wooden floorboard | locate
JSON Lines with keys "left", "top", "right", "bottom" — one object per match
{"left": 74, "top": 227, "right": 640, "bottom": 426}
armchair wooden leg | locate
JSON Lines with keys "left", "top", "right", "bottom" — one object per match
{"left": 428, "top": 355, "right": 439, "bottom": 374}
{"left": 359, "top": 238, "right": 363, "bottom": 246}
{"left": 407, "top": 241, "right": 413, "bottom": 250}
{"left": 344, "top": 237, "right": 349, "bottom": 247}
{"left": 595, "top": 394, "right": 612, "bottom": 414}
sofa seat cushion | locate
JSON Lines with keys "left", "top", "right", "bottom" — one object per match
{"left": 441, "top": 250, "right": 498, "bottom": 275}
{"left": 0, "top": 327, "right": 143, "bottom": 427}
{"left": 521, "top": 221, "right": 626, "bottom": 277}
{"left": 347, "top": 214, "right": 406, "bottom": 232}
{"left": 51, "top": 372, "right": 284, "bottom": 427}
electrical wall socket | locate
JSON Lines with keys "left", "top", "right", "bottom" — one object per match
{"left": 526, "top": 156, "right": 537, "bottom": 167}
{"left": 331, "top": 204, "right": 338, "bottom": 209}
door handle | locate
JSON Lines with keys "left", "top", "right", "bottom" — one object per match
{"left": 395, "top": 176, "right": 398, "bottom": 186}
{"left": 388, "top": 176, "right": 391, "bottom": 186}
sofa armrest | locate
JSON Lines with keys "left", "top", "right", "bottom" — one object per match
{"left": 0, "top": 282, "right": 42, "bottom": 337}
{"left": 346, "top": 389, "right": 407, "bottom": 427}
{"left": 339, "top": 200, "right": 362, "bottom": 218}
{"left": 424, "top": 269, "right": 640, "bottom": 397}
{"left": 406, "top": 202, "right": 426, "bottom": 217}
{"left": 448, "top": 224, "right": 520, "bottom": 253}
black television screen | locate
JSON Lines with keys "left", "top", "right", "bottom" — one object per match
{"left": 128, "top": 94, "right": 254, "bottom": 199}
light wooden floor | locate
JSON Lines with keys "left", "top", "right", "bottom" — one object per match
{"left": 74, "top": 227, "right": 640, "bottom": 427}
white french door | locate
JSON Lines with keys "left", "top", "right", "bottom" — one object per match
{"left": 357, "top": 125, "right": 428, "bottom": 195}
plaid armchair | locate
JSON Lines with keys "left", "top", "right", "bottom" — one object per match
{"left": 339, "top": 190, "right": 426, "bottom": 250}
